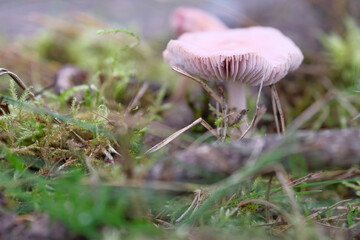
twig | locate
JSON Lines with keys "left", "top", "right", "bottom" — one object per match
{"left": 271, "top": 86, "right": 281, "bottom": 134}
{"left": 288, "top": 90, "right": 336, "bottom": 131}
{"left": 237, "top": 199, "right": 292, "bottom": 223}
{"left": 216, "top": 102, "right": 221, "bottom": 136}
{"left": 252, "top": 105, "right": 267, "bottom": 128}
{"left": 219, "top": 85, "right": 228, "bottom": 141}
{"left": 270, "top": 84, "right": 285, "bottom": 134}
{"left": 322, "top": 218, "right": 360, "bottom": 222}
{"left": 287, "top": 171, "right": 323, "bottom": 187}
{"left": 171, "top": 66, "right": 223, "bottom": 106}
{"left": 190, "top": 190, "right": 204, "bottom": 218}
{"left": 266, "top": 175, "right": 274, "bottom": 224}
{"left": 0, "top": 68, "right": 35, "bottom": 99}
{"left": 306, "top": 199, "right": 352, "bottom": 221}
{"left": 229, "top": 109, "right": 249, "bottom": 127}
{"left": 278, "top": 199, "right": 353, "bottom": 235}
{"left": 274, "top": 166, "right": 306, "bottom": 238}
{"left": 175, "top": 190, "right": 201, "bottom": 223}
{"left": 188, "top": 131, "right": 218, "bottom": 149}
{"left": 124, "top": 82, "right": 149, "bottom": 116}
{"left": 239, "top": 78, "right": 264, "bottom": 139}
{"left": 51, "top": 116, "right": 87, "bottom": 144}
{"left": 105, "top": 179, "right": 199, "bottom": 193}
{"left": 85, "top": 156, "right": 99, "bottom": 182}
{"left": 321, "top": 77, "right": 358, "bottom": 117}
{"left": 171, "top": 66, "right": 230, "bottom": 140}
{"left": 318, "top": 212, "right": 348, "bottom": 222}
{"left": 199, "top": 118, "right": 219, "bottom": 138}
{"left": 145, "top": 118, "right": 219, "bottom": 154}
{"left": 268, "top": 171, "right": 323, "bottom": 198}
{"left": 275, "top": 166, "right": 302, "bottom": 218}
{"left": 154, "top": 218, "right": 173, "bottom": 228}
{"left": 56, "top": 158, "right": 77, "bottom": 172}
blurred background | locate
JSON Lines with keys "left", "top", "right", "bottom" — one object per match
{"left": 0, "top": 0, "right": 360, "bottom": 131}
{"left": 1, "top": 0, "right": 360, "bottom": 47}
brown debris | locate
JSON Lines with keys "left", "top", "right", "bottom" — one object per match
{"left": 54, "top": 65, "right": 87, "bottom": 94}
{"left": 0, "top": 97, "right": 10, "bottom": 115}
{"left": 0, "top": 213, "right": 82, "bottom": 240}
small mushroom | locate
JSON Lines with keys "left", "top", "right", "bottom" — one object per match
{"left": 170, "top": 6, "right": 227, "bottom": 36}
{"left": 163, "top": 26, "right": 303, "bottom": 113}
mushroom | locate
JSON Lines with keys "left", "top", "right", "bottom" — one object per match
{"left": 163, "top": 26, "right": 303, "bottom": 133}
{"left": 170, "top": 6, "right": 228, "bottom": 36}
{"left": 164, "top": 26, "right": 303, "bottom": 110}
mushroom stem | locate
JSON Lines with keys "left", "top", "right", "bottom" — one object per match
{"left": 227, "top": 81, "right": 246, "bottom": 111}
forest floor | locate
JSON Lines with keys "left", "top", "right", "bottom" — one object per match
{"left": 0, "top": 4, "right": 360, "bottom": 240}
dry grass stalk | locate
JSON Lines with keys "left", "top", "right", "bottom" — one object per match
{"left": 271, "top": 86, "right": 281, "bottom": 134}
{"left": 274, "top": 166, "right": 306, "bottom": 239}
{"left": 145, "top": 117, "right": 219, "bottom": 154}
{"left": 237, "top": 199, "right": 292, "bottom": 223}
{"left": 124, "top": 82, "right": 149, "bottom": 116}
{"left": 106, "top": 180, "right": 199, "bottom": 193}
{"left": 229, "top": 109, "right": 249, "bottom": 127}
{"left": 287, "top": 171, "right": 323, "bottom": 187}
{"left": 266, "top": 175, "right": 274, "bottom": 224}
{"left": 275, "top": 166, "right": 301, "bottom": 214}
{"left": 252, "top": 105, "right": 267, "bottom": 128}
{"left": 175, "top": 190, "right": 202, "bottom": 223}
{"left": 306, "top": 199, "right": 352, "bottom": 221}
{"left": 216, "top": 102, "right": 221, "bottom": 136}
{"left": 321, "top": 77, "right": 359, "bottom": 117}
{"left": 219, "top": 86, "right": 229, "bottom": 141}
{"left": 0, "top": 68, "right": 35, "bottom": 99}
{"left": 239, "top": 79, "right": 264, "bottom": 139}
{"left": 269, "top": 171, "right": 323, "bottom": 198}
{"left": 270, "top": 84, "right": 285, "bottom": 134}
{"left": 171, "top": 66, "right": 224, "bottom": 107}
{"left": 277, "top": 199, "right": 353, "bottom": 234}
{"left": 171, "top": 66, "right": 230, "bottom": 140}
{"left": 288, "top": 90, "right": 336, "bottom": 131}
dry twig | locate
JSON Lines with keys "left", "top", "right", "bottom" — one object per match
{"left": 171, "top": 66, "right": 223, "bottom": 107}
{"left": 175, "top": 190, "right": 202, "bottom": 223}
{"left": 306, "top": 199, "right": 352, "bottom": 221}
{"left": 239, "top": 79, "right": 264, "bottom": 139}
{"left": 237, "top": 199, "right": 292, "bottom": 223}
{"left": 288, "top": 90, "right": 336, "bottom": 131}
{"left": 124, "top": 82, "right": 149, "bottom": 116}
{"left": 0, "top": 68, "right": 35, "bottom": 99}
{"left": 145, "top": 118, "right": 218, "bottom": 154}
{"left": 266, "top": 175, "right": 274, "bottom": 224}
{"left": 270, "top": 84, "right": 285, "bottom": 134}
{"left": 271, "top": 85, "right": 280, "bottom": 134}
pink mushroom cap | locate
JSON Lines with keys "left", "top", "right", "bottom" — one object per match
{"left": 171, "top": 6, "right": 228, "bottom": 36}
{"left": 163, "top": 26, "right": 304, "bottom": 86}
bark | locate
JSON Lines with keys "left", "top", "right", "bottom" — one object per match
{"left": 148, "top": 128, "right": 360, "bottom": 181}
